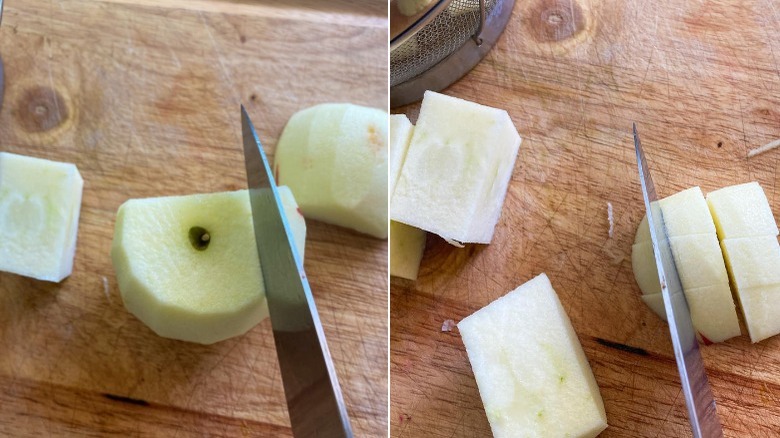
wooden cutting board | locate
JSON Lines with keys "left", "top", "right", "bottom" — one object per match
{"left": 0, "top": 1, "right": 387, "bottom": 436}
{"left": 391, "top": 0, "right": 780, "bottom": 436}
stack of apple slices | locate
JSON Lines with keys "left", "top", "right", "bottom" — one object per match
{"left": 633, "top": 182, "right": 780, "bottom": 344}
{"left": 708, "top": 182, "right": 780, "bottom": 343}
{"left": 633, "top": 187, "right": 741, "bottom": 344}
{"left": 389, "top": 91, "right": 522, "bottom": 280}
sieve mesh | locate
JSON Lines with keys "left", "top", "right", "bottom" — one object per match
{"left": 390, "top": 0, "right": 501, "bottom": 87}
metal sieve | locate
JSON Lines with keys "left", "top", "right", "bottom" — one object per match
{"left": 390, "top": 0, "right": 516, "bottom": 107}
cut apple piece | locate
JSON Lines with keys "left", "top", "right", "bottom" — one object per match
{"left": 721, "top": 236, "right": 780, "bottom": 290}
{"left": 641, "top": 284, "right": 741, "bottom": 343}
{"left": 389, "top": 114, "right": 414, "bottom": 198}
{"left": 274, "top": 103, "right": 388, "bottom": 239}
{"left": 734, "top": 284, "right": 780, "bottom": 343}
{"left": 631, "top": 241, "right": 661, "bottom": 296}
{"left": 390, "top": 221, "right": 426, "bottom": 280}
{"left": 458, "top": 274, "right": 607, "bottom": 438}
{"left": 668, "top": 234, "right": 729, "bottom": 290}
{"left": 391, "top": 91, "right": 522, "bottom": 244}
{"left": 0, "top": 152, "right": 83, "bottom": 282}
{"left": 658, "top": 186, "right": 716, "bottom": 237}
{"left": 111, "top": 188, "right": 306, "bottom": 344}
{"left": 707, "top": 182, "right": 778, "bottom": 239}
{"left": 634, "top": 215, "right": 650, "bottom": 245}
{"left": 685, "top": 283, "right": 741, "bottom": 343}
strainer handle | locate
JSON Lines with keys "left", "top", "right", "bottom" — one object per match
{"left": 472, "top": 0, "right": 486, "bottom": 45}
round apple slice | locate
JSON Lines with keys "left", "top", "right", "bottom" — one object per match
{"left": 111, "top": 188, "right": 305, "bottom": 344}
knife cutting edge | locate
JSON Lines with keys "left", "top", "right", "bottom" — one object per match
{"left": 633, "top": 123, "right": 723, "bottom": 438}
{"left": 241, "top": 105, "right": 353, "bottom": 437}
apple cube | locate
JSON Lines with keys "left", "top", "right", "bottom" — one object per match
{"left": 707, "top": 182, "right": 778, "bottom": 239}
{"left": 391, "top": 91, "right": 522, "bottom": 244}
{"left": 668, "top": 234, "right": 729, "bottom": 290}
{"left": 458, "top": 274, "right": 607, "bottom": 438}
{"left": 274, "top": 103, "right": 388, "bottom": 239}
{"left": 390, "top": 221, "right": 426, "bottom": 280}
{"left": 389, "top": 114, "right": 414, "bottom": 198}
{"left": 720, "top": 236, "right": 780, "bottom": 290}
{"left": 111, "top": 188, "right": 306, "bottom": 344}
{"left": 685, "top": 283, "right": 741, "bottom": 343}
{"left": 658, "top": 187, "right": 715, "bottom": 237}
{"left": 735, "top": 284, "right": 780, "bottom": 343}
{"left": 0, "top": 152, "right": 83, "bottom": 282}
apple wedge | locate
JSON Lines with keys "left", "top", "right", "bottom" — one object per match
{"left": 458, "top": 274, "right": 607, "bottom": 438}
{"left": 391, "top": 91, "right": 522, "bottom": 245}
{"left": 111, "top": 188, "right": 305, "bottom": 344}
{"left": 0, "top": 152, "right": 83, "bottom": 282}
{"left": 274, "top": 103, "right": 388, "bottom": 239}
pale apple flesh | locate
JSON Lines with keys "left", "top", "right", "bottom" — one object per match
{"left": 111, "top": 187, "right": 306, "bottom": 345}
{"left": 390, "top": 91, "right": 522, "bottom": 245}
{"left": 274, "top": 103, "right": 388, "bottom": 239}
{"left": 458, "top": 274, "right": 608, "bottom": 438}
{"left": 631, "top": 185, "right": 740, "bottom": 343}
{"left": 706, "top": 182, "right": 778, "bottom": 240}
{"left": 0, "top": 152, "right": 83, "bottom": 282}
{"left": 389, "top": 221, "right": 426, "bottom": 280}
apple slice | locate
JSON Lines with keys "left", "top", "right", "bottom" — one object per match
{"left": 391, "top": 91, "right": 522, "bottom": 245}
{"left": 389, "top": 221, "right": 426, "bottom": 280}
{"left": 706, "top": 182, "right": 778, "bottom": 239}
{"left": 458, "top": 274, "right": 607, "bottom": 438}
{"left": 631, "top": 240, "right": 662, "bottom": 296}
{"left": 389, "top": 113, "right": 414, "bottom": 199}
{"left": 641, "top": 294, "right": 667, "bottom": 320}
{"left": 111, "top": 188, "right": 305, "bottom": 344}
{"left": 658, "top": 186, "right": 716, "bottom": 237}
{"left": 0, "top": 152, "right": 83, "bottom": 282}
{"left": 274, "top": 103, "right": 388, "bottom": 239}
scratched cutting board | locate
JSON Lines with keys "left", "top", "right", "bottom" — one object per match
{"left": 0, "top": 1, "right": 387, "bottom": 436}
{"left": 391, "top": 0, "right": 780, "bottom": 436}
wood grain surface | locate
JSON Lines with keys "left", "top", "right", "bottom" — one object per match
{"left": 391, "top": 0, "right": 780, "bottom": 436}
{"left": 0, "top": 1, "right": 388, "bottom": 436}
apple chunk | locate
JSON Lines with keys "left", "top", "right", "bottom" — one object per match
{"left": 111, "top": 188, "right": 305, "bottom": 344}
{"left": 458, "top": 274, "right": 607, "bottom": 438}
{"left": 389, "top": 221, "right": 426, "bottom": 280}
{"left": 389, "top": 114, "right": 414, "bottom": 199}
{"left": 274, "top": 103, "right": 388, "bottom": 239}
{"left": 658, "top": 186, "right": 716, "bottom": 237}
{"left": 391, "top": 91, "right": 522, "bottom": 245}
{"left": 706, "top": 182, "right": 778, "bottom": 239}
{"left": 0, "top": 152, "right": 83, "bottom": 282}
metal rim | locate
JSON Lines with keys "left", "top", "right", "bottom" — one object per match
{"left": 390, "top": 0, "right": 455, "bottom": 51}
{"left": 390, "top": 0, "right": 516, "bottom": 108}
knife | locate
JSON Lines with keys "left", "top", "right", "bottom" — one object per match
{"left": 241, "top": 105, "right": 353, "bottom": 438}
{"left": 633, "top": 123, "right": 723, "bottom": 438}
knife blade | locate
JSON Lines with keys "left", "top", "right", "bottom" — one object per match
{"left": 241, "top": 105, "right": 353, "bottom": 438}
{"left": 633, "top": 123, "right": 723, "bottom": 438}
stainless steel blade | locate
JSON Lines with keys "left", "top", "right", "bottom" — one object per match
{"left": 633, "top": 123, "right": 723, "bottom": 438}
{"left": 241, "top": 105, "right": 353, "bottom": 438}
{"left": 0, "top": 0, "right": 4, "bottom": 26}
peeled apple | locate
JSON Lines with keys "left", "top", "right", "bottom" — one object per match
{"left": 111, "top": 188, "right": 305, "bottom": 344}
{"left": 0, "top": 152, "right": 83, "bottom": 282}
{"left": 391, "top": 91, "right": 522, "bottom": 245}
{"left": 274, "top": 103, "right": 388, "bottom": 239}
